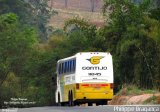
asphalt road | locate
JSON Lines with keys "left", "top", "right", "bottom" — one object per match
{"left": 1, "top": 105, "right": 160, "bottom": 112}
{"left": 1, "top": 106, "right": 113, "bottom": 112}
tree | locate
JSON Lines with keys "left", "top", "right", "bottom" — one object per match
{"left": 0, "top": 13, "right": 37, "bottom": 107}
{"left": 102, "top": 0, "right": 160, "bottom": 89}
{"left": 64, "top": 18, "right": 98, "bottom": 52}
{"left": 25, "top": 0, "right": 56, "bottom": 40}
{"left": 0, "top": 0, "right": 56, "bottom": 40}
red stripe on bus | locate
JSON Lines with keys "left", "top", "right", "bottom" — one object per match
{"left": 82, "top": 84, "right": 89, "bottom": 86}
{"left": 101, "top": 84, "right": 108, "bottom": 86}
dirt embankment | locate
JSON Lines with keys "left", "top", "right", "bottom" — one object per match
{"left": 109, "top": 87, "right": 160, "bottom": 105}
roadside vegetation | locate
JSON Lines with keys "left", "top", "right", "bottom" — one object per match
{"left": 117, "top": 85, "right": 159, "bottom": 96}
{"left": 143, "top": 95, "right": 158, "bottom": 104}
{"left": 109, "top": 85, "right": 160, "bottom": 105}
{"left": 0, "top": 0, "right": 160, "bottom": 107}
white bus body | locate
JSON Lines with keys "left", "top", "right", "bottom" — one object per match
{"left": 55, "top": 52, "right": 114, "bottom": 105}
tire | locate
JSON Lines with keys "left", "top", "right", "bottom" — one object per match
{"left": 68, "top": 91, "right": 74, "bottom": 106}
{"left": 58, "top": 93, "right": 61, "bottom": 106}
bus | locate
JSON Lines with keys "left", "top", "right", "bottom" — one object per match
{"left": 55, "top": 52, "right": 114, "bottom": 106}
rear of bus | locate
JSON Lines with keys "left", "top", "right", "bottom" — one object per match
{"left": 75, "top": 52, "right": 114, "bottom": 104}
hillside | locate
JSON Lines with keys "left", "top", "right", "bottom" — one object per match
{"left": 48, "top": 8, "right": 105, "bottom": 28}
{"left": 48, "top": 0, "right": 105, "bottom": 28}
{"left": 49, "top": 0, "right": 103, "bottom": 12}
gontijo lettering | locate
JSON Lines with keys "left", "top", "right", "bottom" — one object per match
{"left": 82, "top": 66, "right": 107, "bottom": 70}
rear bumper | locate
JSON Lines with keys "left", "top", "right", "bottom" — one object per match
{"left": 75, "top": 91, "right": 113, "bottom": 100}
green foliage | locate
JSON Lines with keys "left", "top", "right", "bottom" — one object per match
{"left": 102, "top": 0, "right": 160, "bottom": 89}
{"left": 0, "top": 13, "right": 38, "bottom": 107}
{"left": 0, "top": 72, "right": 20, "bottom": 106}
{"left": 0, "top": 0, "right": 160, "bottom": 108}
{"left": 0, "top": 0, "right": 56, "bottom": 108}
{"left": 64, "top": 18, "right": 100, "bottom": 52}
{"left": 117, "top": 85, "right": 158, "bottom": 96}
{"left": 0, "top": 13, "right": 37, "bottom": 75}
{"left": 117, "top": 85, "right": 142, "bottom": 96}
{"left": 24, "top": 0, "right": 56, "bottom": 40}
{"left": 0, "top": 0, "right": 55, "bottom": 40}
{"left": 149, "top": 8, "right": 160, "bottom": 21}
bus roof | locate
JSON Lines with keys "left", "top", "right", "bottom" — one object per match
{"left": 57, "top": 52, "right": 111, "bottom": 63}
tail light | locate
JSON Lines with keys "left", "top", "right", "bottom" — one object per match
{"left": 110, "top": 83, "right": 114, "bottom": 89}
{"left": 76, "top": 83, "right": 79, "bottom": 89}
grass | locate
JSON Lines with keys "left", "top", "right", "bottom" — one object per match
{"left": 117, "top": 85, "right": 159, "bottom": 96}
{"left": 143, "top": 95, "right": 157, "bottom": 104}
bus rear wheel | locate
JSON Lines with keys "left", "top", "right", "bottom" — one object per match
{"left": 68, "top": 91, "right": 74, "bottom": 106}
